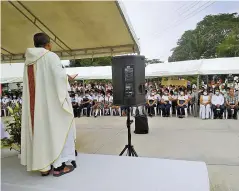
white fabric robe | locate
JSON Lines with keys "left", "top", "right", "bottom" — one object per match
{"left": 21, "top": 48, "right": 76, "bottom": 171}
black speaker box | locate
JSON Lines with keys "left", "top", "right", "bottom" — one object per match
{"left": 134, "top": 114, "right": 149, "bottom": 134}
{"left": 112, "top": 55, "right": 145, "bottom": 106}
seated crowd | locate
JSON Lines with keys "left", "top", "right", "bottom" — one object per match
{"left": 1, "top": 82, "right": 238, "bottom": 120}
{"left": 145, "top": 86, "right": 238, "bottom": 120}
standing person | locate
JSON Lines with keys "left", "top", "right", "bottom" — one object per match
{"left": 200, "top": 90, "right": 211, "bottom": 119}
{"left": 21, "top": 33, "right": 76, "bottom": 177}
{"left": 211, "top": 89, "right": 225, "bottom": 119}
{"left": 226, "top": 88, "right": 238, "bottom": 119}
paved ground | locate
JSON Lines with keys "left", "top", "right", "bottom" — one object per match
{"left": 74, "top": 116, "right": 239, "bottom": 191}
{"left": 1, "top": 116, "right": 239, "bottom": 190}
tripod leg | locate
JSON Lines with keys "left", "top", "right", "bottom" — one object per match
{"left": 119, "top": 145, "right": 128, "bottom": 156}
{"left": 132, "top": 147, "right": 138, "bottom": 157}
{"left": 128, "top": 146, "right": 131, "bottom": 156}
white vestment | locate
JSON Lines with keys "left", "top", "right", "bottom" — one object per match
{"left": 21, "top": 48, "right": 76, "bottom": 172}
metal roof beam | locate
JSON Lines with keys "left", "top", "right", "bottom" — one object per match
{"left": 9, "top": 1, "right": 72, "bottom": 56}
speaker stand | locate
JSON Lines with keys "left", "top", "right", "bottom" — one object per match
{"left": 119, "top": 107, "right": 138, "bottom": 157}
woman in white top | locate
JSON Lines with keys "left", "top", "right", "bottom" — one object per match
{"left": 177, "top": 91, "right": 188, "bottom": 118}
{"left": 93, "top": 93, "right": 105, "bottom": 117}
{"left": 200, "top": 90, "right": 211, "bottom": 119}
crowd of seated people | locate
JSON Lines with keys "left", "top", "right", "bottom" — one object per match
{"left": 145, "top": 86, "right": 194, "bottom": 118}
{"left": 0, "top": 93, "right": 22, "bottom": 116}
{"left": 145, "top": 80, "right": 239, "bottom": 120}
{"left": 1, "top": 81, "right": 238, "bottom": 120}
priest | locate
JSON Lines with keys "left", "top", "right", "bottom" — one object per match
{"left": 21, "top": 33, "right": 76, "bottom": 177}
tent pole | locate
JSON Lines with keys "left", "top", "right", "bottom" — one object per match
{"left": 194, "top": 74, "right": 200, "bottom": 117}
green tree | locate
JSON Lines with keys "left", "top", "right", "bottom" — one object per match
{"left": 69, "top": 57, "right": 112, "bottom": 67}
{"left": 169, "top": 13, "right": 239, "bottom": 62}
{"left": 216, "top": 28, "right": 239, "bottom": 57}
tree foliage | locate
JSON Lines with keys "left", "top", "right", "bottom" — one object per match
{"left": 1, "top": 104, "right": 21, "bottom": 152}
{"left": 168, "top": 13, "right": 239, "bottom": 62}
{"left": 69, "top": 57, "right": 163, "bottom": 67}
{"left": 69, "top": 57, "right": 112, "bottom": 67}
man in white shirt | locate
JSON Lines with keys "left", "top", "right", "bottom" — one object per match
{"left": 2, "top": 95, "right": 10, "bottom": 112}
{"left": 11, "top": 95, "right": 18, "bottom": 108}
{"left": 79, "top": 91, "right": 92, "bottom": 117}
{"left": 146, "top": 91, "right": 157, "bottom": 117}
{"left": 211, "top": 89, "right": 225, "bottom": 119}
{"left": 160, "top": 89, "right": 172, "bottom": 117}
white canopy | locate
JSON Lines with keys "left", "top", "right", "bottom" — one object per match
{"left": 0, "top": 63, "right": 24, "bottom": 84}
{"left": 66, "top": 66, "right": 112, "bottom": 80}
{"left": 0, "top": 60, "right": 69, "bottom": 84}
{"left": 199, "top": 57, "right": 239, "bottom": 75}
{"left": 1, "top": 1, "right": 139, "bottom": 63}
{"left": 1, "top": 57, "right": 239, "bottom": 83}
{"left": 146, "top": 57, "right": 239, "bottom": 77}
{"left": 146, "top": 60, "right": 202, "bottom": 77}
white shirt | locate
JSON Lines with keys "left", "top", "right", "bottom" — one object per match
{"left": 201, "top": 95, "right": 210, "bottom": 104}
{"left": 18, "top": 98, "right": 22, "bottom": 104}
{"left": 178, "top": 95, "right": 188, "bottom": 106}
{"left": 12, "top": 99, "right": 18, "bottom": 104}
{"left": 96, "top": 96, "right": 104, "bottom": 102}
{"left": 154, "top": 94, "right": 161, "bottom": 101}
{"left": 162, "top": 95, "right": 169, "bottom": 101}
{"left": 147, "top": 95, "right": 155, "bottom": 100}
{"left": 77, "top": 97, "right": 83, "bottom": 104}
{"left": 211, "top": 94, "right": 224, "bottom": 105}
{"left": 105, "top": 96, "right": 113, "bottom": 103}
{"left": 2, "top": 98, "right": 9, "bottom": 104}
{"left": 162, "top": 95, "right": 172, "bottom": 104}
{"left": 178, "top": 95, "right": 186, "bottom": 101}
{"left": 172, "top": 95, "right": 178, "bottom": 100}
{"left": 83, "top": 95, "right": 92, "bottom": 102}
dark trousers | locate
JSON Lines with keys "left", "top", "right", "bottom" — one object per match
{"left": 212, "top": 105, "right": 224, "bottom": 118}
{"left": 177, "top": 105, "right": 187, "bottom": 116}
{"left": 72, "top": 104, "right": 78, "bottom": 117}
{"left": 161, "top": 103, "right": 171, "bottom": 116}
{"left": 147, "top": 104, "right": 156, "bottom": 115}
{"left": 172, "top": 100, "right": 177, "bottom": 114}
{"left": 227, "top": 105, "right": 238, "bottom": 118}
{"left": 79, "top": 103, "right": 91, "bottom": 117}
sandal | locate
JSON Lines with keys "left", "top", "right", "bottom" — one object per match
{"left": 41, "top": 165, "right": 53, "bottom": 176}
{"left": 53, "top": 165, "right": 75, "bottom": 177}
{"left": 41, "top": 171, "right": 51, "bottom": 176}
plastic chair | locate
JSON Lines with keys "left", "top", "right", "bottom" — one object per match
{"left": 211, "top": 108, "right": 224, "bottom": 119}
{"left": 160, "top": 106, "right": 173, "bottom": 117}
{"left": 226, "top": 108, "right": 239, "bottom": 119}
{"left": 81, "top": 107, "right": 92, "bottom": 117}
{"left": 199, "top": 105, "right": 212, "bottom": 119}
{"left": 175, "top": 107, "right": 188, "bottom": 118}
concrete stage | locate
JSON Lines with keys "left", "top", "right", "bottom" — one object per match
{"left": 1, "top": 153, "right": 209, "bottom": 191}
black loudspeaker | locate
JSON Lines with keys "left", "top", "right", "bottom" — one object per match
{"left": 134, "top": 114, "right": 149, "bottom": 134}
{"left": 112, "top": 55, "right": 145, "bottom": 106}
